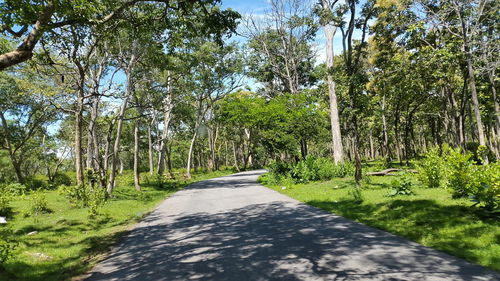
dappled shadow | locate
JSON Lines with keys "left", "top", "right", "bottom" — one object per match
{"left": 307, "top": 198, "right": 499, "bottom": 270}
{"left": 85, "top": 199, "right": 498, "bottom": 280}
{"left": 184, "top": 170, "right": 268, "bottom": 191}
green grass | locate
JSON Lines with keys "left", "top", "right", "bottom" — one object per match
{"left": 260, "top": 173, "right": 500, "bottom": 271}
{"left": 0, "top": 168, "right": 235, "bottom": 281}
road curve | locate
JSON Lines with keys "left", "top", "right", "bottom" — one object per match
{"left": 85, "top": 170, "right": 499, "bottom": 281}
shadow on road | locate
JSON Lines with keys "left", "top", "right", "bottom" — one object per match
{"left": 85, "top": 197, "right": 497, "bottom": 281}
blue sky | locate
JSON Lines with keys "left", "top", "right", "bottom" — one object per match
{"left": 220, "top": 0, "right": 347, "bottom": 63}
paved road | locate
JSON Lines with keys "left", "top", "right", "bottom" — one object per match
{"left": 85, "top": 170, "right": 499, "bottom": 281}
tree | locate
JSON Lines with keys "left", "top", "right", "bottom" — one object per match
{"left": 0, "top": 70, "right": 56, "bottom": 183}
{"left": 318, "top": 0, "right": 344, "bottom": 163}
{"left": 0, "top": 0, "right": 240, "bottom": 70}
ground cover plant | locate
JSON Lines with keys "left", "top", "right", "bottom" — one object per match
{"left": 0, "top": 169, "right": 235, "bottom": 281}
{"left": 260, "top": 156, "right": 500, "bottom": 271}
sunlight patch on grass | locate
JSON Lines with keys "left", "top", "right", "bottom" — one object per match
{"left": 260, "top": 173, "right": 500, "bottom": 271}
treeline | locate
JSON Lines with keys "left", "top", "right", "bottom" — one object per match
{"left": 0, "top": 0, "right": 498, "bottom": 194}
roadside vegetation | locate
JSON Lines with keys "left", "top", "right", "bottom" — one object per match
{"left": 259, "top": 150, "right": 499, "bottom": 270}
{"left": 0, "top": 168, "right": 235, "bottom": 281}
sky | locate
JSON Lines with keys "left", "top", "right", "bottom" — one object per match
{"left": 220, "top": 0, "right": 349, "bottom": 64}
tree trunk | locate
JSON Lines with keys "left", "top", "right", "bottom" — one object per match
{"left": 133, "top": 119, "right": 141, "bottom": 191}
{"left": 157, "top": 88, "right": 173, "bottom": 176}
{"left": 488, "top": 71, "right": 500, "bottom": 153}
{"left": 232, "top": 141, "right": 240, "bottom": 171}
{"left": 322, "top": 4, "right": 344, "bottom": 163}
{"left": 148, "top": 122, "right": 154, "bottom": 176}
{"left": 75, "top": 92, "right": 84, "bottom": 186}
{"left": 107, "top": 59, "right": 135, "bottom": 196}
{"left": 381, "top": 94, "right": 390, "bottom": 158}
{"left": 186, "top": 129, "right": 198, "bottom": 179}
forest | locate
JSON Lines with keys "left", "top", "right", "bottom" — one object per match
{"left": 0, "top": 0, "right": 498, "bottom": 280}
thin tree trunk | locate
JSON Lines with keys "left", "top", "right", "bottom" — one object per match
{"left": 232, "top": 141, "right": 240, "bottom": 171}
{"left": 158, "top": 87, "right": 173, "bottom": 176}
{"left": 381, "top": 94, "right": 390, "bottom": 158}
{"left": 133, "top": 118, "right": 141, "bottom": 191}
{"left": 186, "top": 129, "right": 198, "bottom": 179}
{"left": 488, "top": 71, "right": 500, "bottom": 150}
{"left": 75, "top": 92, "right": 84, "bottom": 186}
{"left": 322, "top": 4, "right": 344, "bottom": 163}
{"left": 148, "top": 122, "right": 154, "bottom": 176}
{"left": 107, "top": 56, "right": 135, "bottom": 196}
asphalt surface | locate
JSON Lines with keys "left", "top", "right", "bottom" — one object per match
{"left": 85, "top": 170, "right": 499, "bottom": 281}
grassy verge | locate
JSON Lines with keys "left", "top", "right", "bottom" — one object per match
{"left": 0, "top": 168, "right": 235, "bottom": 281}
{"left": 259, "top": 173, "right": 500, "bottom": 271}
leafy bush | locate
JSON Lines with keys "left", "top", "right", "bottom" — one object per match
{"left": 267, "top": 157, "right": 355, "bottom": 184}
{"left": 444, "top": 149, "right": 475, "bottom": 198}
{"left": 3, "top": 182, "right": 27, "bottom": 195}
{"left": 468, "top": 162, "right": 499, "bottom": 218}
{"left": 27, "top": 190, "right": 51, "bottom": 216}
{"left": 417, "top": 148, "right": 446, "bottom": 188}
{"left": 0, "top": 233, "right": 16, "bottom": 264}
{"left": 87, "top": 186, "right": 107, "bottom": 217}
{"left": 0, "top": 192, "right": 11, "bottom": 216}
{"left": 25, "top": 175, "right": 50, "bottom": 190}
{"left": 267, "top": 160, "right": 292, "bottom": 176}
{"left": 291, "top": 156, "right": 319, "bottom": 182}
{"left": 388, "top": 175, "right": 414, "bottom": 197}
{"left": 51, "top": 172, "right": 73, "bottom": 187}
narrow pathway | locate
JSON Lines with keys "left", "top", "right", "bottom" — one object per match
{"left": 85, "top": 170, "right": 499, "bottom": 281}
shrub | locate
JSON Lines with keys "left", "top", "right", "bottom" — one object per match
{"left": 27, "top": 190, "right": 51, "bottom": 216}
{"left": 26, "top": 175, "right": 50, "bottom": 190}
{"left": 469, "top": 162, "right": 500, "bottom": 218}
{"left": 0, "top": 234, "right": 16, "bottom": 264}
{"left": 267, "top": 157, "right": 355, "bottom": 184}
{"left": 444, "top": 149, "right": 475, "bottom": 198}
{"left": 291, "top": 156, "right": 319, "bottom": 182}
{"left": 388, "top": 175, "right": 414, "bottom": 197}
{"left": 87, "top": 185, "right": 106, "bottom": 217}
{"left": 417, "top": 148, "right": 446, "bottom": 188}
{"left": 51, "top": 172, "right": 73, "bottom": 187}
{"left": 58, "top": 184, "right": 87, "bottom": 206}
{"left": 267, "top": 160, "right": 292, "bottom": 176}
{"left": 3, "top": 182, "right": 27, "bottom": 196}
{"left": 330, "top": 161, "right": 355, "bottom": 178}
{"left": 0, "top": 192, "right": 11, "bottom": 216}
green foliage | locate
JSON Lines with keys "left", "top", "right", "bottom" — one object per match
{"left": 267, "top": 160, "right": 292, "bottom": 176}
{"left": 0, "top": 231, "right": 16, "bottom": 265}
{"left": 0, "top": 192, "right": 11, "bottom": 216}
{"left": 388, "top": 175, "right": 415, "bottom": 197}
{"left": 292, "top": 156, "right": 320, "bottom": 182}
{"left": 417, "top": 148, "right": 446, "bottom": 188}
{"left": 348, "top": 187, "right": 363, "bottom": 203}
{"left": 2, "top": 182, "right": 27, "bottom": 196}
{"left": 418, "top": 147, "right": 499, "bottom": 217}
{"left": 444, "top": 149, "right": 475, "bottom": 198}
{"left": 51, "top": 172, "right": 73, "bottom": 187}
{"left": 87, "top": 185, "right": 107, "bottom": 217}
{"left": 267, "top": 157, "right": 355, "bottom": 184}
{"left": 27, "top": 190, "right": 51, "bottom": 216}
{"left": 25, "top": 175, "right": 49, "bottom": 191}
{"left": 468, "top": 163, "right": 500, "bottom": 218}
